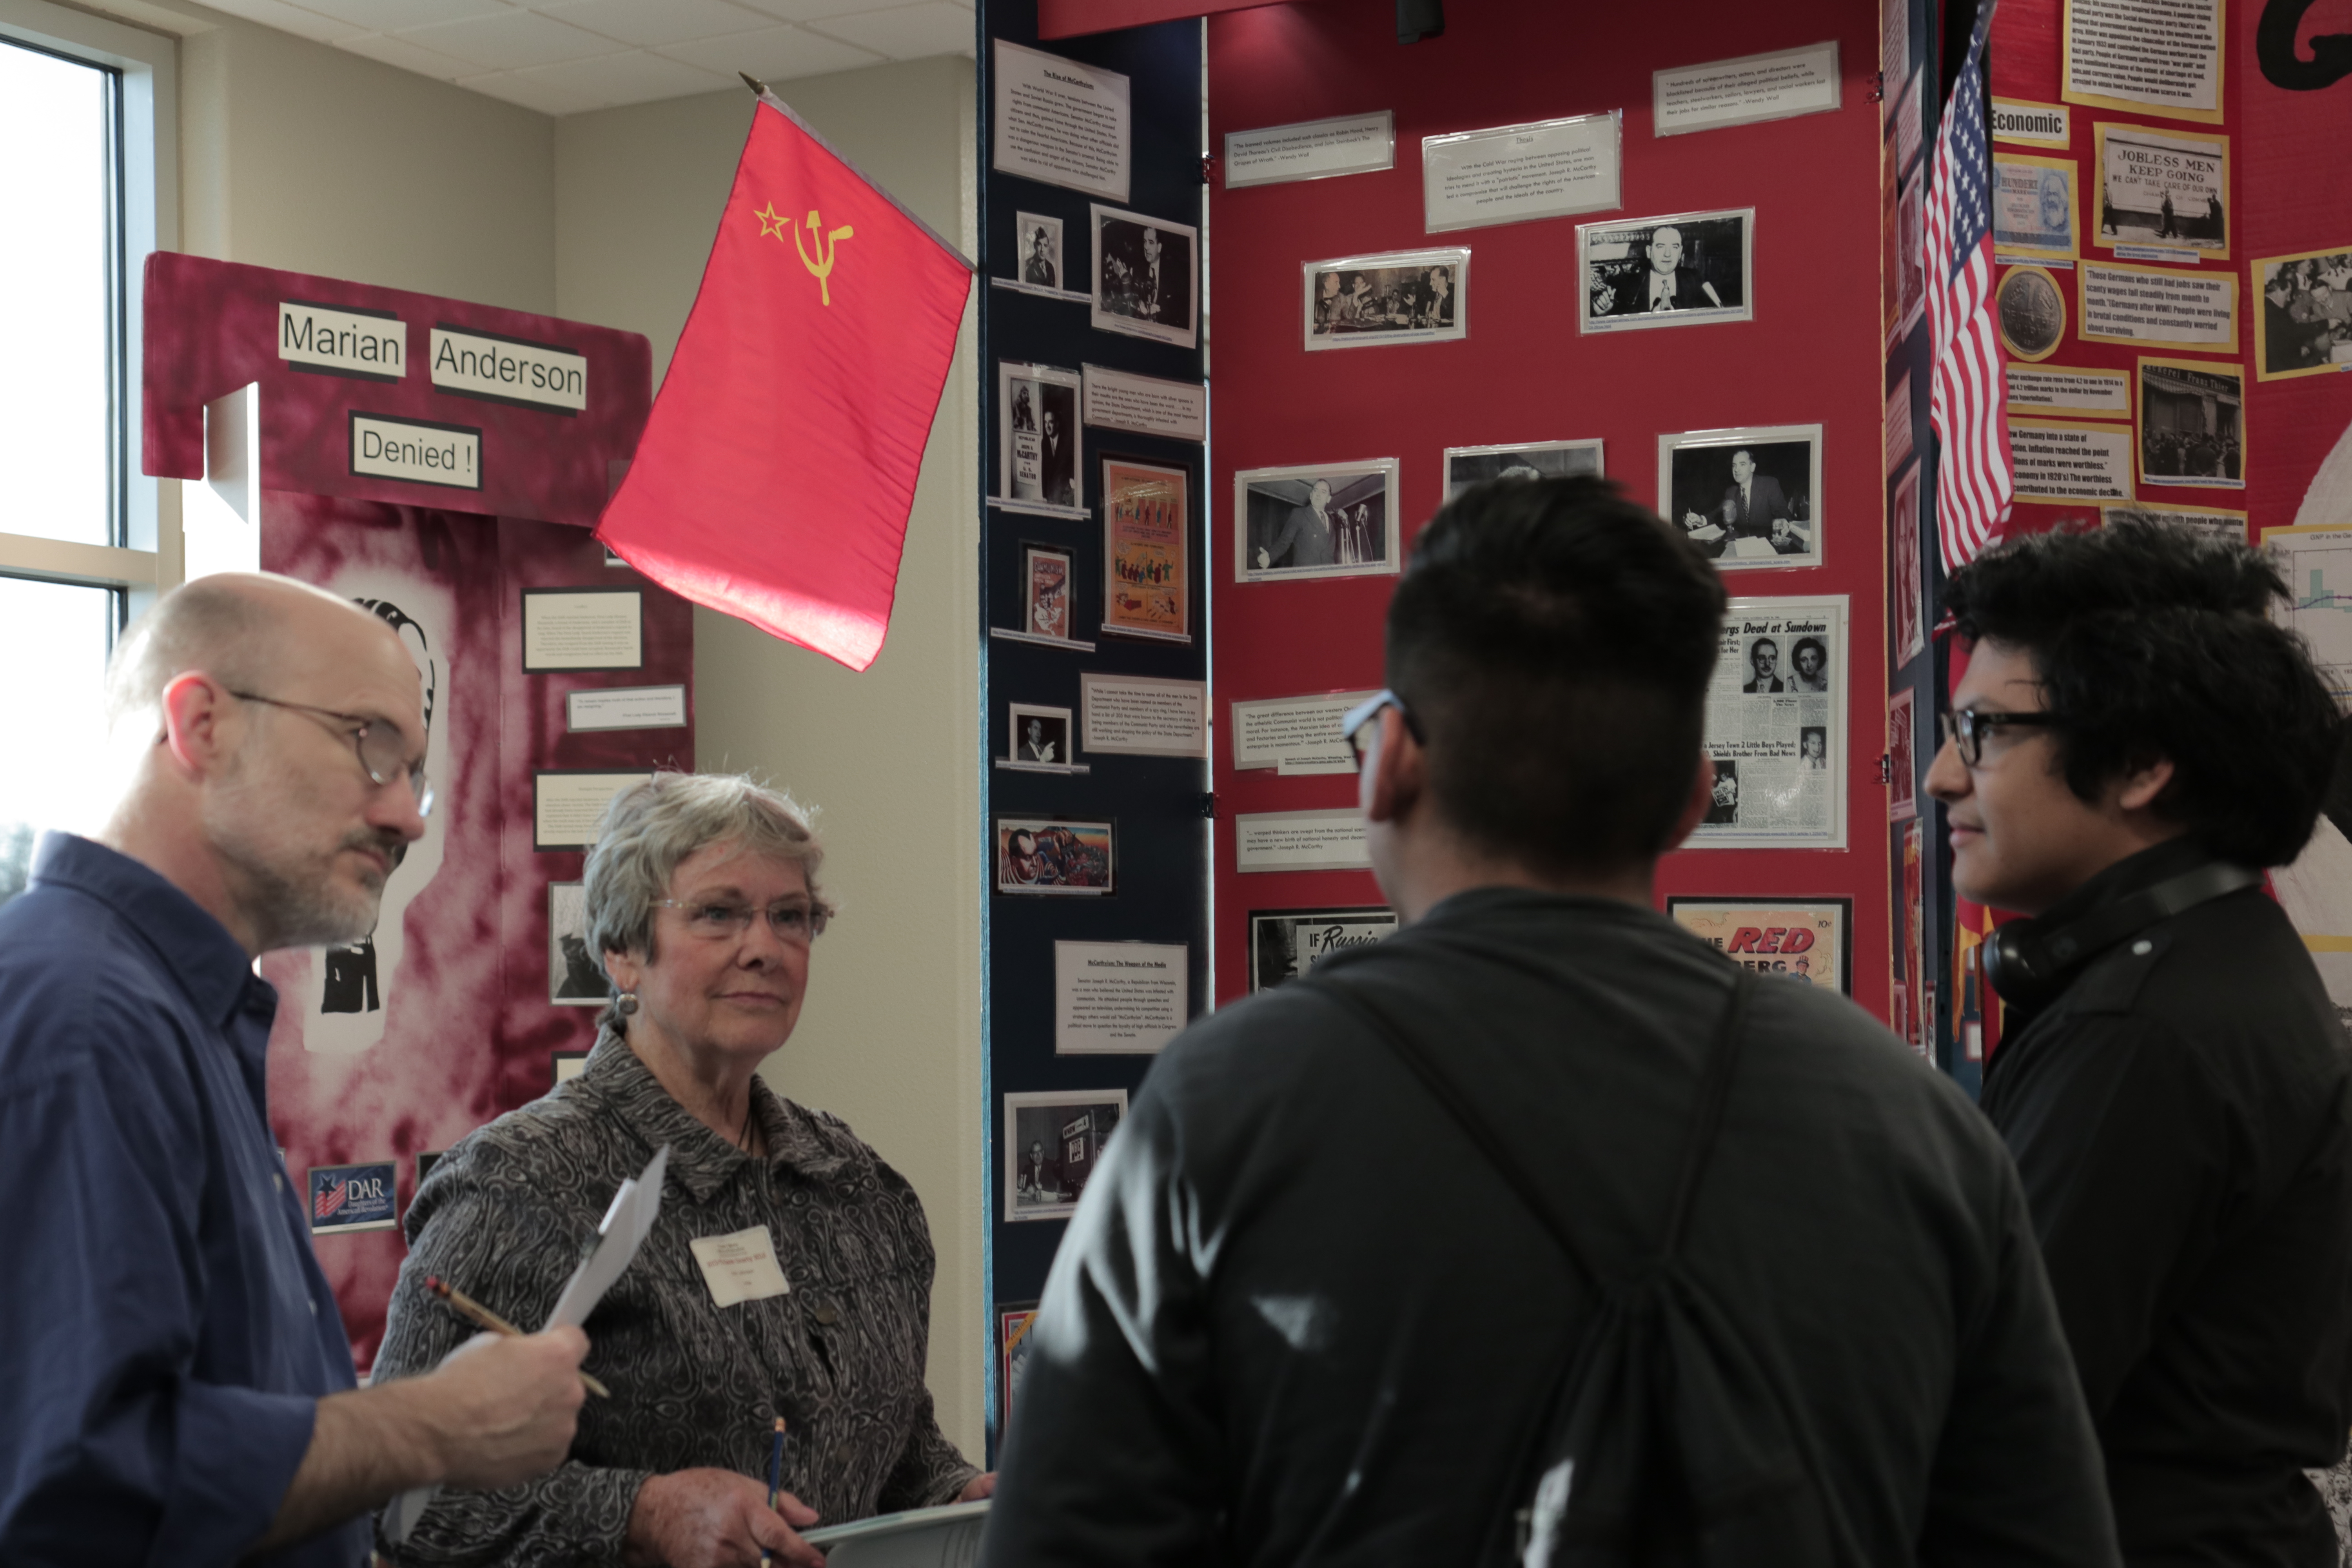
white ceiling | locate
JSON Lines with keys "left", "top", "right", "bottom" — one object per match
{"left": 201, "top": 0, "right": 975, "bottom": 114}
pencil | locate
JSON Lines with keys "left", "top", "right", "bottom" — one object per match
{"left": 760, "top": 1416, "right": 787, "bottom": 1568}
{"left": 423, "top": 1275, "right": 612, "bottom": 1399}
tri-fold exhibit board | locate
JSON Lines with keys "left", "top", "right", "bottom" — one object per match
{"left": 142, "top": 255, "right": 691, "bottom": 1364}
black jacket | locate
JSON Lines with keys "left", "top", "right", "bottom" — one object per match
{"left": 981, "top": 889, "right": 2118, "bottom": 1567}
{"left": 1982, "top": 839, "right": 2352, "bottom": 1567}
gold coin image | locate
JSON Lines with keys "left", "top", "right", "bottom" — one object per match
{"left": 1996, "top": 265, "right": 2066, "bottom": 361}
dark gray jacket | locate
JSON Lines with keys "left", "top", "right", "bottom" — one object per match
{"left": 982, "top": 888, "right": 2118, "bottom": 1567}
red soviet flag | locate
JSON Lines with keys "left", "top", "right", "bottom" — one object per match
{"left": 597, "top": 90, "right": 973, "bottom": 671}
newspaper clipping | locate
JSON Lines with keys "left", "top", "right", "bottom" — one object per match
{"left": 1691, "top": 595, "right": 1848, "bottom": 849}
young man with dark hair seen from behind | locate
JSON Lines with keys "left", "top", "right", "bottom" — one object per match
{"left": 979, "top": 477, "right": 2118, "bottom": 1568}
{"left": 1927, "top": 523, "right": 2352, "bottom": 1568}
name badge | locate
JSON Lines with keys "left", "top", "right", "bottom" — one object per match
{"left": 689, "top": 1226, "right": 792, "bottom": 1307}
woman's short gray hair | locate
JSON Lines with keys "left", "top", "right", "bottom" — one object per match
{"left": 583, "top": 772, "right": 825, "bottom": 964}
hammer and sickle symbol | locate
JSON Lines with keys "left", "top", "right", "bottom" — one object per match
{"left": 793, "top": 208, "right": 856, "bottom": 306}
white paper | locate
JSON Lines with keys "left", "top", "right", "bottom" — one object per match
{"left": 1992, "top": 98, "right": 2069, "bottom": 145}
{"left": 2066, "top": 0, "right": 2220, "bottom": 117}
{"left": 1082, "top": 364, "right": 1206, "bottom": 442}
{"left": 523, "top": 591, "right": 642, "bottom": 671}
{"left": 803, "top": 1500, "right": 990, "bottom": 1566}
{"left": 1653, "top": 43, "right": 1840, "bottom": 138}
{"left": 534, "top": 771, "right": 653, "bottom": 848}
{"left": 1079, "top": 673, "right": 1207, "bottom": 757}
{"left": 428, "top": 327, "right": 586, "bottom": 412}
{"left": 1422, "top": 111, "right": 1621, "bottom": 232}
{"left": 2266, "top": 526, "right": 2352, "bottom": 698}
{"left": 992, "top": 40, "right": 1129, "bottom": 202}
{"left": 1054, "top": 941, "right": 1187, "bottom": 1054}
{"left": 2080, "top": 262, "right": 2236, "bottom": 348}
{"left": 350, "top": 414, "right": 480, "bottom": 491}
{"left": 2008, "top": 418, "right": 2135, "bottom": 502}
{"left": 688, "top": 1225, "right": 790, "bottom": 1308}
{"left": 2104, "top": 503, "right": 2245, "bottom": 543}
{"left": 566, "top": 684, "right": 687, "bottom": 732}
{"left": 1077, "top": 367, "right": 1204, "bottom": 442}
{"left": 549, "top": 1144, "right": 670, "bottom": 1330}
{"left": 1225, "top": 111, "right": 1394, "bottom": 187}
{"left": 1230, "top": 691, "right": 1374, "bottom": 772}
{"left": 2007, "top": 365, "right": 2132, "bottom": 416}
{"left": 1235, "top": 809, "right": 1371, "bottom": 872}
{"left": 1691, "top": 597, "right": 1849, "bottom": 849}
{"left": 1881, "top": 0, "right": 1909, "bottom": 81}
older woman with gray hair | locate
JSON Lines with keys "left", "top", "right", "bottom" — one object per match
{"left": 373, "top": 773, "right": 987, "bottom": 1568}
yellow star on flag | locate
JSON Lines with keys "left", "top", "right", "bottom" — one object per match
{"left": 753, "top": 201, "right": 790, "bottom": 240}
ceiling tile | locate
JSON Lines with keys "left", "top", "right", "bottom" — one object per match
{"left": 802, "top": 1, "right": 971, "bottom": 60}
{"left": 726, "top": 0, "right": 908, "bottom": 24}
{"left": 535, "top": 0, "right": 774, "bottom": 47}
{"left": 456, "top": 67, "right": 604, "bottom": 113}
{"left": 194, "top": 0, "right": 370, "bottom": 43}
{"left": 394, "top": 7, "right": 619, "bottom": 68}
{"left": 295, "top": 0, "right": 507, "bottom": 29}
{"left": 334, "top": 31, "right": 478, "bottom": 77}
{"left": 657, "top": 24, "right": 882, "bottom": 81}
{"left": 515, "top": 49, "right": 733, "bottom": 106}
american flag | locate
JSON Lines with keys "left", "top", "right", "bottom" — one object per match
{"left": 1924, "top": 0, "right": 2011, "bottom": 572}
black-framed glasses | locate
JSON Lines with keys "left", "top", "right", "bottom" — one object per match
{"left": 1939, "top": 707, "right": 2061, "bottom": 768}
{"left": 1341, "top": 688, "right": 1423, "bottom": 764}
{"left": 653, "top": 898, "right": 833, "bottom": 945}
{"left": 229, "top": 691, "right": 434, "bottom": 817}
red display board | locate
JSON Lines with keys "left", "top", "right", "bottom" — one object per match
{"left": 143, "top": 256, "right": 686, "bottom": 1367}
{"left": 1206, "top": 0, "right": 1893, "bottom": 1017}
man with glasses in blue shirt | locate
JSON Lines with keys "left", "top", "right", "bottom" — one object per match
{"left": 1926, "top": 523, "right": 2352, "bottom": 1568}
{"left": 0, "top": 572, "right": 591, "bottom": 1568}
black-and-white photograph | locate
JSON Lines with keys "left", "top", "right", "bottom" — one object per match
{"left": 1659, "top": 425, "right": 1822, "bottom": 568}
{"left": 1003, "top": 1091, "right": 1127, "bottom": 1222}
{"left": 2138, "top": 357, "right": 2245, "bottom": 487}
{"left": 1234, "top": 460, "right": 1401, "bottom": 583}
{"left": 2095, "top": 123, "right": 2228, "bottom": 256}
{"left": 2258, "top": 249, "right": 2352, "bottom": 381}
{"left": 1091, "top": 204, "right": 1197, "bottom": 349}
{"left": 1443, "top": 438, "right": 1604, "bottom": 501}
{"left": 1303, "top": 247, "right": 1469, "bottom": 350}
{"left": 1249, "top": 906, "right": 1397, "bottom": 990}
{"left": 998, "top": 361, "right": 1083, "bottom": 512}
{"left": 1008, "top": 702, "right": 1073, "bottom": 765}
{"left": 1014, "top": 212, "right": 1063, "bottom": 290}
{"left": 1705, "top": 760, "right": 1740, "bottom": 824}
{"left": 1800, "top": 725, "right": 1829, "bottom": 768}
{"left": 1740, "top": 632, "right": 1830, "bottom": 693}
{"left": 547, "top": 881, "right": 605, "bottom": 1006}
{"left": 1579, "top": 209, "right": 1753, "bottom": 333}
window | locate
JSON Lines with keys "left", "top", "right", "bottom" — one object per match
{"left": 0, "top": 38, "right": 120, "bottom": 548}
{"left": 0, "top": 5, "right": 175, "bottom": 905}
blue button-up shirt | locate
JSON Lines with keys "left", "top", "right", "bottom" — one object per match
{"left": 0, "top": 833, "right": 368, "bottom": 1568}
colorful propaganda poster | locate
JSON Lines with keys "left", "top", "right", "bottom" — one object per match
{"left": 1668, "top": 898, "right": 1852, "bottom": 993}
{"left": 1101, "top": 458, "right": 1189, "bottom": 641}
{"left": 309, "top": 1160, "right": 399, "bottom": 1235}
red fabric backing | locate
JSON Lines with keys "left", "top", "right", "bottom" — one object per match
{"left": 1207, "top": 0, "right": 1893, "bottom": 1017}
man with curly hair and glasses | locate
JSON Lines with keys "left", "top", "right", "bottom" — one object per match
{"left": 1926, "top": 522, "right": 2352, "bottom": 1568}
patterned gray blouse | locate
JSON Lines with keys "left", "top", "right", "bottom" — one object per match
{"left": 370, "top": 1030, "right": 978, "bottom": 1565}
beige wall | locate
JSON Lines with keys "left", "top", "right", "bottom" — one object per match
{"left": 166, "top": 4, "right": 556, "bottom": 312}
{"left": 555, "top": 60, "right": 987, "bottom": 1462}
{"left": 81, "top": 0, "right": 987, "bottom": 1464}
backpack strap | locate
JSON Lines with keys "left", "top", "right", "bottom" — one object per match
{"left": 1314, "top": 968, "right": 1755, "bottom": 1276}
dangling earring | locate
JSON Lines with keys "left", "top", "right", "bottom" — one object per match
{"left": 614, "top": 992, "right": 639, "bottom": 1017}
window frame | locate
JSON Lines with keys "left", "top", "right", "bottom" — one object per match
{"left": 0, "top": 0, "right": 180, "bottom": 622}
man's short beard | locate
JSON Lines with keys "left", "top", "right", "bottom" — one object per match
{"left": 206, "top": 758, "right": 392, "bottom": 952}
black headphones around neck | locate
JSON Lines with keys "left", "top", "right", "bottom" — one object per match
{"left": 1982, "top": 858, "right": 2263, "bottom": 1011}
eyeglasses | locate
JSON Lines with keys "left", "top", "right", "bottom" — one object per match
{"left": 654, "top": 898, "right": 833, "bottom": 945}
{"left": 1340, "top": 688, "right": 1423, "bottom": 764}
{"left": 1938, "top": 707, "right": 2060, "bottom": 769}
{"left": 230, "top": 691, "right": 434, "bottom": 817}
